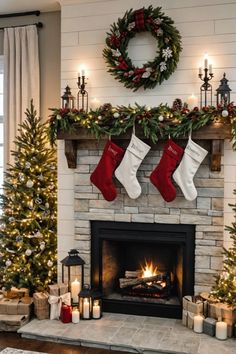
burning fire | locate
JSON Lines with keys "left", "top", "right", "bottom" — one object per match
{"left": 141, "top": 260, "right": 158, "bottom": 278}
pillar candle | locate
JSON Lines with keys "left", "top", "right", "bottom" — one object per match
{"left": 71, "top": 279, "right": 81, "bottom": 303}
{"left": 72, "top": 308, "right": 80, "bottom": 324}
{"left": 90, "top": 98, "right": 101, "bottom": 110}
{"left": 193, "top": 315, "right": 204, "bottom": 333}
{"left": 60, "top": 304, "right": 72, "bottom": 323}
{"left": 92, "top": 300, "right": 101, "bottom": 319}
{"left": 187, "top": 94, "right": 198, "bottom": 110}
{"left": 216, "top": 320, "right": 227, "bottom": 340}
{"left": 83, "top": 298, "right": 90, "bottom": 319}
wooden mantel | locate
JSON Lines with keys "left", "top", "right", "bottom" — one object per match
{"left": 57, "top": 123, "right": 232, "bottom": 171}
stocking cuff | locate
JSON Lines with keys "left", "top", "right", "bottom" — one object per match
{"left": 164, "top": 139, "right": 184, "bottom": 162}
{"left": 127, "top": 134, "right": 150, "bottom": 160}
{"left": 185, "top": 138, "right": 208, "bottom": 162}
{"left": 105, "top": 140, "right": 124, "bottom": 162}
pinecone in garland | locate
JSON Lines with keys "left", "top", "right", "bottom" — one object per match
{"left": 172, "top": 98, "right": 183, "bottom": 111}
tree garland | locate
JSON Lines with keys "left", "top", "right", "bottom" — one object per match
{"left": 103, "top": 6, "right": 182, "bottom": 91}
{"left": 48, "top": 102, "right": 236, "bottom": 149}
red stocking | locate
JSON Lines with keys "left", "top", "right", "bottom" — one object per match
{"left": 90, "top": 140, "right": 124, "bottom": 201}
{"left": 150, "top": 139, "right": 184, "bottom": 202}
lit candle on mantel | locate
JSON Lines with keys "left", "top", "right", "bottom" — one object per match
{"left": 187, "top": 94, "right": 198, "bottom": 110}
{"left": 90, "top": 97, "right": 101, "bottom": 110}
{"left": 71, "top": 278, "right": 81, "bottom": 304}
{"left": 92, "top": 300, "right": 101, "bottom": 319}
{"left": 204, "top": 53, "right": 208, "bottom": 69}
{"left": 72, "top": 308, "right": 80, "bottom": 324}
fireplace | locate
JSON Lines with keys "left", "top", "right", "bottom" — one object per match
{"left": 91, "top": 221, "right": 195, "bottom": 319}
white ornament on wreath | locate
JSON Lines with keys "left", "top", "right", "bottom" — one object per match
{"left": 47, "top": 260, "right": 53, "bottom": 267}
{"left": 158, "top": 115, "right": 164, "bottom": 122}
{"left": 25, "top": 249, "right": 32, "bottom": 256}
{"left": 5, "top": 259, "right": 12, "bottom": 267}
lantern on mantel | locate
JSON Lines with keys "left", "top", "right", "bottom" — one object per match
{"left": 79, "top": 284, "right": 92, "bottom": 320}
{"left": 61, "top": 85, "right": 75, "bottom": 109}
{"left": 216, "top": 73, "right": 231, "bottom": 107}
{"left": 92, "top": 290, "right": 102, "bottom": 319}
{"left": 60, "top": 249, "right": 85, "bottom": 304}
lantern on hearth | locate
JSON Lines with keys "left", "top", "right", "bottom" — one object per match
{"left": 61, "top": 85, "right": 75, "bottom": 109}
{"left": 216, "top": 73, "right": 231, "bottom": 107}
{"left": 92, "top": 290, "right": 102, "bottom": 319}
{"left": 79, "top": 284, "right": 92, "bottom": 320}
{"left": 60, "top": 249, "right": 85, "bottom": 304}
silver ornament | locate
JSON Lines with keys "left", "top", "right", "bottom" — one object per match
{"left": 5, "top": 259, "right": 12, "bottom": 267}
{"left": 25, "top": 162, "right": 31, "bottom": 169}
{"left": 35, "top": 198, "right": 42, "bottom": 205}
{"left": 26, "top": 180, "right": 34, "bottom": 188}
{"left": 45, "top": 202, "right": 49, "bottom": 209}
{"left": 35, "top": 231, "right": 43, "bottom": 238}
{"left": 25, "top": 249, "right": 32, "bottom": 256}
{"left": 19, "top": 174, "right": 25, "bottom": 182}
{"left": 47, "top": 260, "right": 53, "bottom": 267}
{"left": 9, "top": 217, "right": 15, "bottom": 223}
{"left": 222, "top": 110, "right": 229, "bottom": 118}
{"left": 40, "top": 242, "right": 45, "bottom": 251}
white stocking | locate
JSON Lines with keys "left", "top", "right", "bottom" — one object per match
{"left": 115, "top": 134, "right": 150, "bottom": 199}
{"left": 173, "top": 136, "right": 208, "bottom": 201}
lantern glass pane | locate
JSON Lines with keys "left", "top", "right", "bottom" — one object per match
{"left": 70, "top": 265, "right": 82, "bottom": 282}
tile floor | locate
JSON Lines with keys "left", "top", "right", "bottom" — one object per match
{"left": 18, "top": 313, "right": 236, "bottom": 354}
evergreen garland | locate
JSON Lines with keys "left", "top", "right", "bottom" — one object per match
{"left": 48, "top": 103, "right": 236, "bottom": 148}
{"left": 103, "top": 6, "right": 182, "bottom": 91}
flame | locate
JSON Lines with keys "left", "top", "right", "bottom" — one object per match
{"left": 141, "top": 260, "right": 158, "bottom": 278}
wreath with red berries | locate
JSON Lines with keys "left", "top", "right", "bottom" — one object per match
{"left": 103, "top": 6, "right": 182, "bottom": 91}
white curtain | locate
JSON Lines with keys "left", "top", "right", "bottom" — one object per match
{"left": 3, "top": 25, "right": 40, "bottom": 167}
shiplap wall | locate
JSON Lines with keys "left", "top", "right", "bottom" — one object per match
{"left": 58, "top": 0, "right": 236, "bottom": 266}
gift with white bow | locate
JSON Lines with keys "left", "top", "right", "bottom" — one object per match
{"left": 48, "top": 292, "right": 71, "bottom": 320}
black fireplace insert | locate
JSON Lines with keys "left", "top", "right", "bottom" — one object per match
{"left": 91, "top": 221, "right": 195, "bottom": 318}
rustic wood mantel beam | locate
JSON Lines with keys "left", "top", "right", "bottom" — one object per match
{"left": 58, "top": 123, "right": 232, "bottom": 171}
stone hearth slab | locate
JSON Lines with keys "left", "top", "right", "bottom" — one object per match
{"left": 18, "top": 313, "right": 235, "bottom": 354}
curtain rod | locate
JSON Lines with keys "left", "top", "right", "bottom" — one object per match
{"left": 0, "top": 10, "right": 40, "bottom": 18}
{"left": 0, "top": 22, "right": 43, "bottom": 31}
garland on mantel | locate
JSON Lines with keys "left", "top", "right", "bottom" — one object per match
{"left": 48, "top": 102, "right": 236, "bottom": 148}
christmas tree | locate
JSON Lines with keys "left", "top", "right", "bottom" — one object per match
{"left": 0, "top": 101, "right": 57, "bottom": 293}
{"left": 211, "top": 191, "right": 236, "bottom": 305}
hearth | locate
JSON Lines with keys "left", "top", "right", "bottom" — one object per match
{"left": 91, "top": 221, "right": 195, "bottom": 319}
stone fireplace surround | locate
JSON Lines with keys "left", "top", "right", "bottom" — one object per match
{"left": 58, "top": 138, "right": 226, "bottom": 303}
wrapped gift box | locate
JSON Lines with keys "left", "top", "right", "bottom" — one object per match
{"left": 187, "top": 311, "right": 195, "bottom": 329}
{"left": 33, "top": 292, "right": 49, "bottom": 320}
{"left": 48, "top": 283, "right": 68, "bottom": 296}
{"left": 203, "top": 317, "right": 217, "bottom": 337}
{"left": 182, "top": 309, "right": 188, "bottom": 326}
{"left": 0, "top": 297, "right": 33, "bottom": 316}
{"left": 208, "top": 302, "right": 236, "bottom": 337}
{"left": 182, "top": 295, "right": 204, "bottom": 315}
{"left": 0, "top": 314, "right": 29, "bottom": 331}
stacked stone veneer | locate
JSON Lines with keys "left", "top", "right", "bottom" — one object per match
{"left": 71, "top": 140, "right": 224, "bottom": 294}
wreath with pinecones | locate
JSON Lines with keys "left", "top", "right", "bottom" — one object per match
{"left": 103, "top": 6, "right": 182, "bottom": 91}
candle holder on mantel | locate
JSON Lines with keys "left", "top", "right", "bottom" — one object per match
{"left": 77, "top": 72, "right": 88, "bottom": 112}
{"left": 198, "top": 58, "right": 214, "bottom": 108}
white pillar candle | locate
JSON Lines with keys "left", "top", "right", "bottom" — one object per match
{"left": 209, "top": 64, "right": 213, "bottom": 74}
{"left": 72, "top": 308, "right": 80, "bottom": 324}
{"left": 71, "top": 279, "right": 81, "bottom": 304}
{"left": 90, "top": 97, "right": 101, "bottom": 110}
{"left": 92, "top": 301, "right": 101, "bottom": 319}
{"left": 193, "top": 315, "right": 204, "bottom": 333}
{"left": 204, "top": 53, "right": 208, "bottom": 69}
{"left": 199, "top": 67, "right": 202, "bottom": 75}
{"left": 83, "top": 298, "right": 90, "bottom": 319}
{"left": 216, "top": 320, "right": 227, "bottom": 340}
{"left": 187, "top": 94, "right": 198, "bottom": 110}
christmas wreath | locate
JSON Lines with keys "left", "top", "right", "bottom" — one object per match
{"left": 103, "top": 6, "right": 182, "bottom": 91}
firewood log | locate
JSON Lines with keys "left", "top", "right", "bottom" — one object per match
{"left": 119, "top": 274, "right": 161, "bottom": 289}
{"left": 125, "top": 270, "right": 142, "bottom": 278}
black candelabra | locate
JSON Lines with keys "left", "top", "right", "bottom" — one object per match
{"left": 198, "top": 65, "right": 213, "bottom": 108}
{"left": 77, "top": 72, "right": 88, "bottom": 112}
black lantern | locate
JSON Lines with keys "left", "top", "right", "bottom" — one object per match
{"left": 61, "top": 85, "right": 75, "bottom": 109}
{"left": 61, "top": 249, "right": 85, "bottom": 304}
{"left": 216, "top": 73, "right": 231, "bottom": 107}
{"left": 79, "top": 284, "right": 92, "bottom": 320}
{"left": 92, "top": 290, "right": 102, "bottom": 319}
